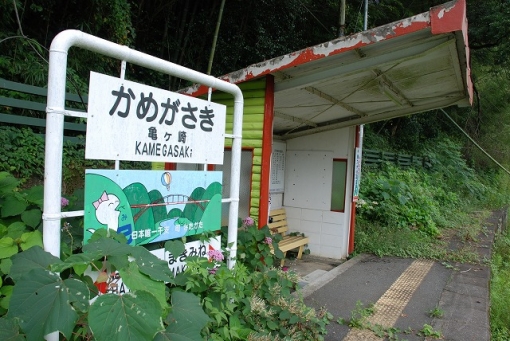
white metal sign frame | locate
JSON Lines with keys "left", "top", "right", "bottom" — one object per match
{"left": 43, "top": 30, "right": 243, "bottom": 271}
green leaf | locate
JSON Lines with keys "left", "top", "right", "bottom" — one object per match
{"left": 0, "top": 172, "right": 19, "bottom": 193}
{"left": 21, "top": 209, "right": 42, "bottom": 228}
{"left": 0, "top": 258, "right": 12, "bottom": 275}
{"left": 130, "top": 246, "right": 174, "bottom": 282}
{"left": 118, "top": 262, "right": 167, "bottom": 309}
{"left": 6, "top": 222, "right": 26, "bottom": 239}
{"left": 83, "top": 237, "right": 132, "bottom": 257}
{"left": 19, "top": 230, "right": 43, "bottom": 251}
{"left": 89, "top": 291, "right": 164, "bottom": 341}
{"left": 279, "top": 310, "right": 291, "bottom": 320}
{"left": 65, "top": 277, "right": 90, "bottom": 313}
{"left": 164, "top": 239, "right": 185, "bottom": 258}
{"left": 156, "top": 291, "right": 210, "bottom": 341}
{"left": 266, "top": 320, "right": 278, "bottom": 330}
{"left": 50, "top": 251, "right": 103, "bottom": 273}
{"left": 1, "top": 196, "right": 27, "bottom": 218}
{"left": 0, "top": 237, "right": 18, "bottom": 259}
{"left": 9, "top": 246, "right": 63, "bottom": 282}
{"left": 0, "top": 285, "right": 13, "bottom": 309}
{"left": 0, "top": 223, "right": 7, "bottom": 237}
{"left": 0, "top": 317, "right": 24, "bottom": 341}
{"left": 73, "top": 263, "right": 89, "bottom": 276}
{"left": 9, "top": 268, "right": 88, "bottom": 340}
{"left": 22, "top": 185, "right": 44, "bottom": 207}
{"left": 289, "top": 315, "right": 300, "bottom": 324}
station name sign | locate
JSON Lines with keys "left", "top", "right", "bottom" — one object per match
{"left": 85, "top": 72, "right": 226, "bottom": 164}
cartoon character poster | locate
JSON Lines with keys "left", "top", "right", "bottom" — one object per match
{"left": 84, "top": 170, "right": 222, "bottom": 245}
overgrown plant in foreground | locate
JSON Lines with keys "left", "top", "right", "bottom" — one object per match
{"left": 0, "top": 171, "right": 331, "bottom": 340}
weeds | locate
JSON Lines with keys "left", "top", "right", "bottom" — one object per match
{"left": 490, "top": 218, "right": 510, "bottom": 340}
{"left": 418, "top": 324, "right": 442, "bottom": 338}
{"left": 428, "top": 306, "right": 444, "bottom": 318}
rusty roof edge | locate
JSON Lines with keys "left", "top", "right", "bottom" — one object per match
{"left": 430, "top": 0, "right": 472, "bottom": 105}
{"left": 181, "top": 11, "right": 437, "bottom": 97}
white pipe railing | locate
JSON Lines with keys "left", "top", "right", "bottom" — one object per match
{"left": 43, "top": 31, "right": 243, "bottom": 308}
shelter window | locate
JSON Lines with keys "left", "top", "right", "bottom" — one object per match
{"left": 331, "top": 159, "right": 347, "bottom": 212}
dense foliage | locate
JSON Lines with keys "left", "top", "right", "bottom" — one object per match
{"left": 355, "top": 133, "right": 510, "bottom": 259}
{"left": 0, "top": 171, "right": 331, "bottom": 340}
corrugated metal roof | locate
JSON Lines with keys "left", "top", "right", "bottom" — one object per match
{"left": 185, "top": 0, "right": 471, "bottom": 140}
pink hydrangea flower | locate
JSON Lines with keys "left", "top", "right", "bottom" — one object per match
{"left": 208, "top": 249, "right": 224, "bottom": 262}
{"left": 243, "top": 216, "right": 255, "bottom": 227}
{"left": 264, "top": 237, "right": 272, "bottom": 245}
{"left": 61, "top": 197, "right": 69, "bottom": 207}
{"left": 208, "top": 268, "right": 217, "bottom": 275}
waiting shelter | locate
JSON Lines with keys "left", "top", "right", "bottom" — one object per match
{"left": 178, "top": 0, "right": 472, "bottom": 259}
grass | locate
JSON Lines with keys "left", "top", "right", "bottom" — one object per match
{"left": 490, "top": 216, "right": 510, "bottom": 340}
{"left": 354, "top": 209, "right": 491, "bottom": 264}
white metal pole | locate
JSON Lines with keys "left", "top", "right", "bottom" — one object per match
{"left": 364, "top": 0, "right": 368, "bottom": 30}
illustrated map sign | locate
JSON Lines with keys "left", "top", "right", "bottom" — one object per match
{"left": 85, "top": 72, "right": 226, "bottom": 164}
{"left": 84, "top": 169, "right": 222, "bottom": 245}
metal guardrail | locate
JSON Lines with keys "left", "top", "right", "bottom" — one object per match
{"left": 363, "top": 149, "right": 431, "bottom": 168}
{"left": 0, "top": 78, "right": 87, "bottom": 143}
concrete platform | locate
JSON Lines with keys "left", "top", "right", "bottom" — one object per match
{"left": 283, "top": 208, "right": 507, "bottom": 341}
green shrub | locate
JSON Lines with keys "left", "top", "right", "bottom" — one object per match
{"left": 0, "top": 172, "right": 331, "bottom": 340}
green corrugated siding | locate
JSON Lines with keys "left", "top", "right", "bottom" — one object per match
{"left": 211, "top": 79, "right": 266, "bottom": 222}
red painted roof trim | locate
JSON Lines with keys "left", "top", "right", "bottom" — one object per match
{"left": 431, "top": 0, "right": 472, "bottom": 105}
{"left": 184, "top": 1, "right": 468, "bottom": 98}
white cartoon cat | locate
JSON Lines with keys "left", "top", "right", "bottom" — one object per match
{"left": 92, "top": 191, "right": 120, "bottom": 232}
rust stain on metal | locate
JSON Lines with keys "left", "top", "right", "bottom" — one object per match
{"left": 183, "top": 3, "right": 466, "bottom": 98}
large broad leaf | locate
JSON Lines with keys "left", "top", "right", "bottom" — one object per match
{"left": 1, "top": 285, "right": 13, "bottom": 309}
{"left": 9, "top": 246, "right": 63, "bottom": 282}
{"left": 0, "top": 237, "right": 18, "bottom": 259}
{"left": 6, "top": 222, "right": 26, "bottom": 240}
{"left": 19, "top": 231, "right": 43, "bottom": 251}
{"left": 0, "top": 317, "right": 25, "bottom": 341}
{"left": 89, "top": 291, "right": 164, "bottom": 341}
{"left": 1, "top": 196, "right": 27, "bottom": 218}
{"left": 50, "top": 251, "right": 103, "bottom": 274}
{"left": 118, "top": 262, "right": 167, "bottom": 309}
{"left": 0, "top": 173, "right": 19, "bottom": 193}
{"left": 20, "top": 209, "right": 41, "bottom": 228}
{"left": 8, "top": 268, "right": 89, "bottom": 340}
{"left": 83, "top": 237, "right": 132, "bottom": 257}
{"left": 155, "top": 291, "right": 210, "bottom": 341}
{"left": 0, "top": 258, "right": 12, "bottom": 275}
{"left": 165, "top": 240, "right": 185, "bottom": 259}
{"left": 130, "top": 246, "right": 174, "bottom": 282}
{"left": 21, "top": 185, "right": 44, "bottom": 208}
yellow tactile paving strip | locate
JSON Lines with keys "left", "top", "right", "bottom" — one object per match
{"left": 343, "top": 259, "right": 435, "bottom": 341}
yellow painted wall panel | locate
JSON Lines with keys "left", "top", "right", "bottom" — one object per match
{"left": 226, "top": 106, "right": 263, "bottom": 115}
{"left": 252, "top": 156, "right": 262, "bottom": 165}
{"left": 225, "top": 114, "right": 264, "bottom": 123}
{"left": 213, "top": 79, "right": 266, "bottom": 222}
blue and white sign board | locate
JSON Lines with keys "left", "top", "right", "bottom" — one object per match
{"left": 85, "top": 72, "right": 226, "bottom": 164}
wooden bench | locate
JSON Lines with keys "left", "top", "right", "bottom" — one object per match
{"left": 268, "top": 208, "right": 309, "bottom": 266}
